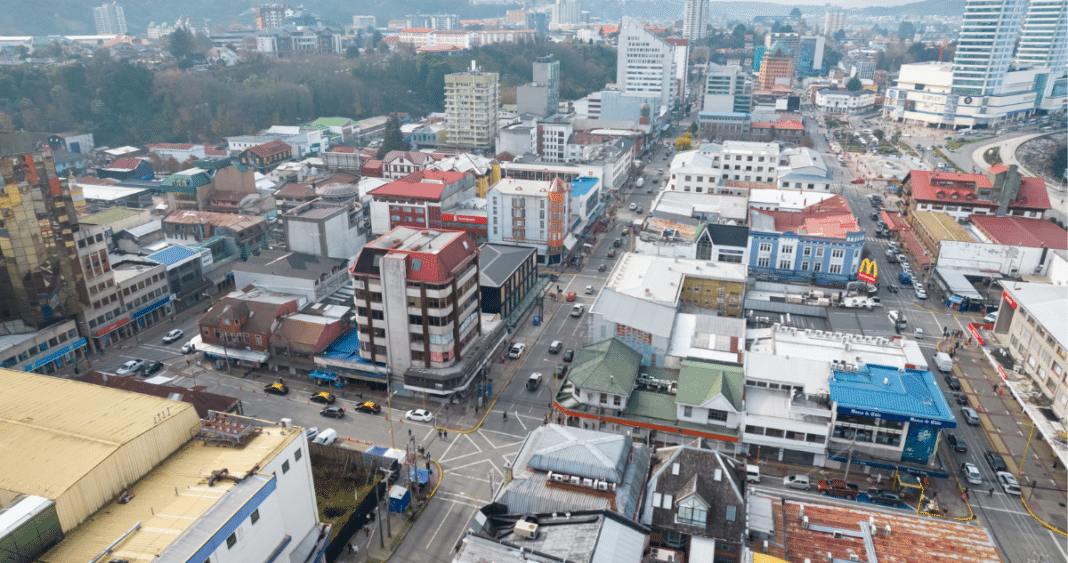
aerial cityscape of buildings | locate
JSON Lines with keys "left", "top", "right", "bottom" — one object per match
{"left": 0, "top": 2, "right": 1065, "bottom": 563}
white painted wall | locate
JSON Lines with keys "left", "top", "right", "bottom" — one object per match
{"left": 938, "top": 240, "right": 1054, "bottom": 276}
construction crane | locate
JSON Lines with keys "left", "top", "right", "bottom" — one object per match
{"left": 938, "top": 40, "right": 949, "bottom": 63}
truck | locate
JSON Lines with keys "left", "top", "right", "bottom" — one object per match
{"left": 888, "top": 310, "right": 907, "bottom": 329}
{"left": 817, "top": 479, "right": 860, "bottom": 499}
{"left": 839, "top": 296, "right": 874, "bottom": 309}
{"left": 934, "top": 352, "right": 953, "bottom": 373}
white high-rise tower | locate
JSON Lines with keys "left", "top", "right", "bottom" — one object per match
{"left": 616, "top": 17, "right": 677, "bottom": 110}
{"left": 1016, "top": 0, "right": 1068, "bottom": 69}
{"left": 951, "top": 0, "right": 1028, "bottom": 95}
{"left": 682, "top": 0, "right": 709, "bottom": 41}
{"left": 93, "top": 1, "right": 127, "bottom": 35}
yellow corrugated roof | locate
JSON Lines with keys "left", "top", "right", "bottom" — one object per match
{"left": 913, "top": 210, "right": 975, "bottom": 243}
{"left": 39, "top": 428, "right": 297, "bottom": 563}
{"left": 0, "top": 369, "right": 196, "bottom": 499}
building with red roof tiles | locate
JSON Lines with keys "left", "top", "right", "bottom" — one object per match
{"left": 902, "top": 166, "right": 1050, "bottom": 221}
{"left": 748, "top": 195, "right": 865, "bottom": 286}
{"left": 350, "top": 227, "right": 489, "bottom": 394}
{"left": 237, "top": 139, "right": 292, "bottom": 170}
{"left": 367, "top": 170, "right": 476, "bottom": 235}
{"left": 926, "top": 214, "right": 1068, "bottom": 277}
{"left": 97, "top": 156, "right": 154, "bottom": 181}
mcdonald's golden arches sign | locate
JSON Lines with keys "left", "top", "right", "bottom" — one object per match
{"left": 857, "top": 258, "right": 878, "bottom": 284}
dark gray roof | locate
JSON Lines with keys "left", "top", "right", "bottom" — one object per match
{"left": 645, "top": 446, "right": 746, "bottom": 542}
{"left": 478, "top": 243, "right": 537, "bottom": 287}
{"left": 233, "top": 250, "right": 348, "bottom": 281}
{"left": 705, "top": 223, "right": 749, "bottom": 247}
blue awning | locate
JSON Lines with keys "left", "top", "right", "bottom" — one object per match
{"left": 28, "top": 338, "right": 87, "bottom": 371}
{"left": 133, "top": 295, "right": 171, "bottom": 320}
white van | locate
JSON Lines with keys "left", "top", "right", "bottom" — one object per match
{"left": 313, "top": 428, "right": 337, "bottom": 446}
{"left": 746, "top": 464, "right": 761, "bottom": 483}
{"left": 935, "top": 352, "right": 953, "bottom": 373}
{"left": 527, "top": 372, "right": 543, "bottom": 391}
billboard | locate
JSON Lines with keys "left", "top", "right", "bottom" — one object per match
{"left": 857, "top": 258, "right": 878, "bottom": 284}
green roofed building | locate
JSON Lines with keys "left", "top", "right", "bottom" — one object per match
{"left": 554, "top": 339, "right": 742, "bottom": 448}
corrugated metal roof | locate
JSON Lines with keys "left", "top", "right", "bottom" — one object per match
{"left": 828, "top": 364, "right": 956, "bottom": 425}
{"left": 590, "top": 516, "right": 647, "bottom": 563}
{"left": 526, "top": 425, "right": 630, "bottom": 482}
{"left": 675, "top": 360, "right": 744, "bottom": 411}
{"left": 146, "top": 245, "right": 199, "bottom": 267}
{"left": 0, "top": 369, "right": 196, "bottom": 500}
{"left": 79, "top": 207, "right": 143, "bottom": 226}
{"left": 568, "top": 339, "right": 642, "bottom": 396}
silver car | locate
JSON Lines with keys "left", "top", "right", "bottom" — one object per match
{"left": 783, "top": 475, "right": 810, "bottom": 490}
{"left": 960, "top": 462, "right": 982, "bottom": 485}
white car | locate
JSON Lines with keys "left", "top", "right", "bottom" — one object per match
{"left": 783, "top": 475, "right": 811, "bottom": 490}
{"left": 570, "top": 304, "right": 584, "bottom": 317}
{"left": 629, "top": 202, "right": 637, "bottom": 211}
{"left": 915, "top": 287, "right": 927, "bottom": 300}
{"left": 983, "top": 312, "right": 998, "bottom": 324}
{"left": 508, "top": 343, "right": 526, "bottom": 359}
{"left": 406, "top": 409, "right": 434, "bottom": 423}
{"left": 960, "top": 462, "right": 982, "bottom": 485}
{"left": 163, "top": 329, "right": 184, "bottom": 344}
{"left": 996, "top": 471, "right": 1021, "bottom": 495}
{"left": 180, "top": 342, "right": 195, "bottom": 354}
{"left": 116, "top": 359, "right": 145, "bottom": 375}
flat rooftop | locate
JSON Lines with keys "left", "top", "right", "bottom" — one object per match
{"left": 751, "top": 325, "right": 928, "bottom": 371}
{"left": 606, "top": 254, "right": 747, "bottom": 304}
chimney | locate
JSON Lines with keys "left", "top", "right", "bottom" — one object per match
{"left": 504, "top": 462, "right": 514, "bottom": 484}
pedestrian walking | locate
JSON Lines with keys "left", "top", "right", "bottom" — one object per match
{"left": 988, "top": 487, "right": 995, "bottom": 497}
{"left": 993, "top": 383, "right": 998, "bottom": 392}
{"left": 348, "top": 542, "right": 354, "bottom": 554}
{"left": 353, "top": 544, "right": 359, "bottom": 556}
{"left": 364, "top": 524, "right": 370, "bottom": 537}
{"left": 444, "top": 430, "right": 448, "bottom": 440}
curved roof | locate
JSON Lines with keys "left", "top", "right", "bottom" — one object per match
{"left": 316, "top": 182, "right": 359, "bottom": 199}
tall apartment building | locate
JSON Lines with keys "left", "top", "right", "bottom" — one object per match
{"left": 758, "top": 50, "right": 794, "bottom": 89}
{"left": 518, "top": 55, "right": 561, "bottom": 117}
{"left": 952, "top": 0, "right": 1027, "bottom": 96}
{"left": 616, "top": 17, "right": 677, "bottom": 110}
{"left": 682, "top": 0, "right": 709, "bottom": 41}
{"left": 1017, "top": 0, "right": 1068, "bottom": 69}
{"left": 350, "top": 227, "right": 482, "bottom": 377}
{"left": 823, "top": 10, "right": 846, "bottom": 36}
{"left": 406, "top": 14, "right": 460, "bottom": 30}
{"left": 703, "top": 63, "right": 752, "bottom": 113}
{"left": 352, "top": 15, "right": 376, "bottom": 29}
{"left": 445, "top": 62, "right": 500, "bottom": 151}
{"left": 93, "top": 1, "right": 127, "bottom": 34}
{"left": 486, "top": 177, "right": 571, "bottom": 263}
{"left": 0, "top": 135, "right": 82, "bottom": 331}
{"left": 553, "top": 0, "right": 581, "bottom": 25}
{"left": 255, "top": 4, "right": 288, "bottom": 29}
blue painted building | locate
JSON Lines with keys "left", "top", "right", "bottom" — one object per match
{"left": 747, "top": 195, "right": 865, "bottom": 287}
{"left": 828, "top": 363, "right": 957, "bottom": 473}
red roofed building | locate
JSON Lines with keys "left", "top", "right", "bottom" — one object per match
{"left": 367, "top": 170, "right": 476, "bottom": 234}
{"left": 97, "top": 156, "right": 154, "bottom": 181}
{"left": 350, "top": 227, "right": 483, "bottom": 391}
{"left": 749, "top": 119, "right": 804, "bottom": 143}
{"left": 902, "top": 166, "right": 1050, "bottom": 221}
{"left": 237, "top": 139, "right": 293, "bottom": 170}
{"left": 361, "top": 159, "right": 383, "bottom": 178}
{"left": 971, "top": 215, "right": 1068, "bottom": 250}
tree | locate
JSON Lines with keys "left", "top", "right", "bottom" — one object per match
{"left": 833, "top": 29, "right": 846, "bottom": 42}
{"left": 1051, "top": 145, "right": 1067, "bottom": 180}
{"left": 371, "top": 30, "right": 383, "bottom": 48}
{"left": 846, "top": 77, "right": 862, "bottom": 91}
{"left": 873, "top": 129, "right": 885, "bottom": 141}
{"left": 688, "top": 121, "right": 699, "bottom": 136}
{"left": 166, "top": 28, "right": 194, "bottom": 59}
{"left": 823, "top": 46, "right": 843, "bottom": 70}
{"left": 790, "top": 7, "right": 802, "bottom": 17}
{"left": 898, "top": 21, "right": 916, "bottom": 41}
{"left": 345, "top": 46, "right": 360, "bottom": 59}
{"left": 675, "top": 136, "right": 692, "bottom": 151}
{"left": 375, "top": 115, "right": 407, "bottom": 159}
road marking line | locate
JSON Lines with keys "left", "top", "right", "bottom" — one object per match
{"left": 445, "top": 457, "right": 499, "bottom": 470}
{"left": 424, "top": 498, "right": 455, "bottom": 549}
{"left": 463, "top": 432, "right": 483, "bottom": 453}
{"left": 487, "top": 458, "right": 503, "bottom": 478}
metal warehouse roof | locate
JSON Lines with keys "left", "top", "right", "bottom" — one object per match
{"left": 828, "top": 364, "right": 956, "bottom": 426}
{"left": 0, "top": 369, "right": 196, "bottom": 501}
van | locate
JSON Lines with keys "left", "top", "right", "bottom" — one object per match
{"left": 935, "top": 352, "right": 953, "bottom": 373}
{"left": 313, "top": 428, "right": 337, "bottom": 446}
{"left": 526, "top": 372, "right": 543, "bottom": 391}
{"left": 888, "top": 310, "right": 907, "bottom": 328}
{"left": 745, "top": 464, "right": 761, "bottom": 483}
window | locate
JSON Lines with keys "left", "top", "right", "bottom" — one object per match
{"left": 829, "top": 263, "right": 842, "bottom": 274}
{"left": 778, "top": 259, "right": 792, "bottom": 269}
{"left": 757, "top": 257, "right": 770, "bottom": 267}
{"left": 759, "top": 242, "right": 771, "bottom": 253}
{"left": 281, "top": 460, "right": 290, "bottom": 474}
{"left": 708, "top": 409, "right": 728, "bottom": 422}
{"left": 295, "top": 449, "right": 302, "bottom": 461}
{"left": 250, "top": 509, "right": 260, "bottom": 524}
{"left": 831, "top": 249, "right": 845, "bottom": 259}
{"left": 815, "top": 248, "right": 824, "bottom": 258}
{"left": 226, "top": 532, "right": 238, "bottom": 549}
{"left": 813, "top": 262, "right": 822, "bottom": 272}
{"left": 676, "top": 497, "right": 708, "bottom": 526}
{"left": 802, "top": 246, "right": 811, "bottom": 256}
{"left": 683, "top": 405, "right": 693, "bottom": 417}
{"left": 801, "top": 261, "right": 810, "bottom": 271}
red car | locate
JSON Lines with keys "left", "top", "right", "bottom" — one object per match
{"left": 851, "top": 178, "right": 866, "bottom": 184}
{"left": 566, "top": 292, "right": 576, "bottom": 302}
{"left": 817, "top": 479, "right": 859, "bottom": 499}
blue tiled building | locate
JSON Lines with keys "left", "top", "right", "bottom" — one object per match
{"left": 747, "top": 195, "right": 865, "bottom": 287}
{"left": 828, "top": 363, "right": 957, "bottom": 473}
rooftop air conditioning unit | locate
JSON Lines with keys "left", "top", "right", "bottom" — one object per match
{"left": 552, "top": 473, "right": 566, "bottom": 482}
{"left": 514, "top": 520, "right": 539, "bottom": 539}
{"left": 596, "top": 481, "right": 609, "bottom": 491}
{"left": 569, "top": 476, "right": 581, "bottom": 485}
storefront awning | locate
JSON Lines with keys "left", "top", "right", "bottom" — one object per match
{"left": 189, "top": 335, "right": 269, "bottom": 363}
{"left": 563, "top": 234, "right": 578, "bottom": 250}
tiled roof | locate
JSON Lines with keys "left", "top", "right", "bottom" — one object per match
{"left": 106, "top": 157, "right": 144, "bottom": 171}
{"left": 648, "top": 447, "right": 744, "bottom": 540}
{"left": 200, "top": 294, "right": 298, "bottom": 336}
{"left": 417, "top": 45, "right": 466, "bottom": 52}
{"left": 382, "top": 150, "right": 433, "bottom": 165}
{"left": 274, "top": 182, "right": 317, "bottom": 198}
{"left": 271, "top": 315, "right": 341, "bottom": 353}
{"left": 330, "top": 146, "right": 358, "bottom": 153}
{"left": 674, "top": 360, "right": 744, "bottom": 411}
{"left": 898, "top": 229, "right": 931, "bottom": 265}
{"left": 751, "top": 195, "right": 859, "bottom": 239}
{"left": 495, "top": 151, "right": 515, "bottom": 161}
{"left": 400, "top": 28, "right": 434, "bottom": 33}
{"left": 368, "top": 170, "right": 469, "bottom": 201}
{"left": 245, "top": 140, "right": 291, "bottom": 158}
{"left": 664, "top": 38, "right": 689, "bottom": 46}
{"left": 204, "top": 148, "right": 228, "bottom": 156}
{"left": 355, "top": 227, "right": 480, "bottom": 284}
{"left": 971, "top": 215, "right": 1068, "bottom": 249}
{"left": 1016, "top": 176, "right": 1051, "bottom": 210}
{"left": 568, "top": 339, "right": 642, "bottom": 396}
{"left": 906, "top": 170, "right": 992, "bottom": 202}
{"left": 163, "top": 210, "right": 264, "bottom": 231}
{"left": 988, "top": 163, "right": 1008, "bottom": 175}
{"left": 146, "top": 245, "right": 200, "bottom": 267}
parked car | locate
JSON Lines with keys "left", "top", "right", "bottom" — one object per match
{"left": 851, "top": 178, "right": 866, "bottom": 184}
{"left": 629, "top": 203, "right": 637, "bottom": 211}
{"left": 141, "top": 361, "right": 164, "bottom": 376}
{"left": 945, "top": 374, "right": 962, "bottom": 390}
{"left": 163, "top": 329, "right": 184, "bottom": 344}
{"left": 549, "top": 340, "right": 563, "bottom": 354}
{"left": 783, "top": 475, "right": 811, "bottom": 490}
{"left": 264, "top": 382, "right": 289, "bottom": 396}
{"left": 915, "top": 287, "right": 927, "bottom": 300}
{"left": 355, "top": 401, "right": 381, "bottom": 414}
{"left": 320, "top": 406, "right": 346, "bottom": 419}
{"left": 116, "top": 359, "right": 146, "bottom": 375}
{"left": 946, "top": 433, "right": 967, "bottom": 453}
{"left": 566, "top": 292, "right": 577, "bottom": 302}
{"left": 866, "top": 489, "right": 904, "bottom": 507}
{"left": 984, "top": 313, "right": 998, "bottom": 324}
{"left": 899, "top": 272, "right": 912, "bottom": 285}
{"left": 817, "top": 479, "right": 859, "bottom": 499}
{"left": 613, "top": 238, "right": 622, "bottom": 247}
{"left": 180, "top": 342, "right": 196, "bottom": 354}
{"left": 961, "top": 462, "right": 982, "bottom": 485}
{"left": 585, "top": 285, "right": 594, "bottom": 294}
{"left": 952, "top": 392, "right": 969, "bottom": 405}
{"left": 961, "top": 406, "right": 980, "bottom": 425}
{"left": 406, "top": 409, "right": 433, "bottom": 422}
{"left": 555, "top": 364, "right": 569, "bottom": 378}
{"left": 996, "top": 471, "right": 1021, "bottom": 495}
{"left": 310, "top": 392, "right": 336, "bottom": 404}
{"left": 563, "top": 349, "right": 575, "bottom": 362}
{"left": 985, "top": 451, "right": 1008, "bottom": 472}
{"left": 305, "top": 427, "right": 320, "bottom": 441}
{"left": 508, "top": 343, "right": 526, "bottom": 359}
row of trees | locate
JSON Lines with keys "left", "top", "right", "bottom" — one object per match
{"left": 0, "top": 40, "right": 617, "bottom": 147}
